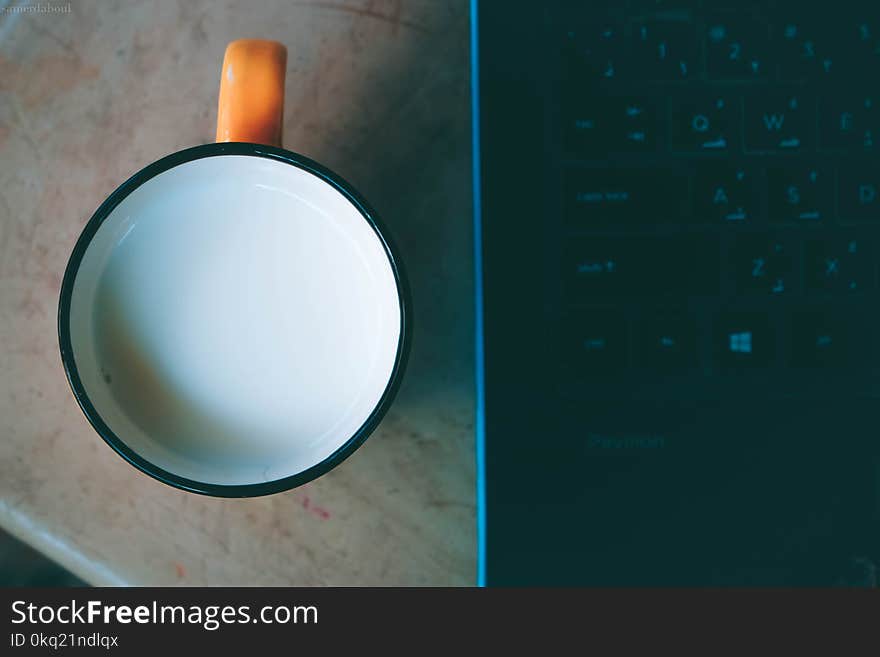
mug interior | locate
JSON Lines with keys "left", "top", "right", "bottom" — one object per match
{"left": 64, "top": 152, "right": 402, "bottom": 489}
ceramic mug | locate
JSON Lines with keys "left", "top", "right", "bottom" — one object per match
{"left": 58, "top": 40, "right": 410, "bottom": 497}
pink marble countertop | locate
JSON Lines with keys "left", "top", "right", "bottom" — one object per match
{"left": 0, "top": 0, "right": 474, "bottom": 585}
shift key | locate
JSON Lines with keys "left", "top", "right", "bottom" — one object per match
{"left": 565, "top": 235, "right": 720, "bottom": 299}
{"left": 566, "top": 168, "right": 690, "bottom": 227}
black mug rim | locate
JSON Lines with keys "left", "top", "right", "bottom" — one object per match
{"left": 57, "top": 142, "right": 412, "bottom": 498}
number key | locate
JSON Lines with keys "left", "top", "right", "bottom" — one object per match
{"left": 633, "top": 21, "right": 699, "bottom": 80}
{"left": 777, "top": 20, "right": 836, "bottom": 81}
{"left": 844, "top": 18, "right": 880, "bottom": 78}
{"left": 705, "top": 14, "right": 769, "bottom": 80}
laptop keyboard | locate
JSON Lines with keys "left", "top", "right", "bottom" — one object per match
{"left": 559, "top": 2, "right": 880, "bottom": 389}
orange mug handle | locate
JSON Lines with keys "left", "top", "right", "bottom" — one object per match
{"left": 216, "top": 39, "right": 287, "bottom": 147}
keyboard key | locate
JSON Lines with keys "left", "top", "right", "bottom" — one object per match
{"left": 564, "top": 312, "right": 628, "bottom": 374}
{"left": 840, "top": 17, "right": 880, "bottom": 77}
{"left": 563, "top": 21, "right": 627, "bottom": 82}
{"left": 745, "top": 92, "right": 815, "bottom": 152}
{"left": 705, "top": 14, "right": 769, "bottom": 80}
{"left": 694, "top": 166, "right": 760, "bottom": 223}
{"left": 820, "top": 96, "right": 878, "bottom": 151}
{"left": 567, "top": 109, "right": 610, "bottom": 156}
{"left": 767, "top": 166, "right": 833, "bottom": 222}
{"left": 633, "top": 20, "right": 699, "bottom": 80}
{"left": 565, "top": 238, "right": 636, "bottom": 298}
{"left": 805, "top": 234, "right": 873, "bottom": 293}
{"left": 715, "top": 312, "right": 774, "bottom": 369}
{"left": 839, "top": 166, "right": 880, "bottom": 222}
{"left": 776, "top": 19, "right": 837, "bottom": 81}
{"left": 637, "top": 312, "right": 696, "bottom": 370}
{"left": 732, "top": 235, "right": 794, "bottom": 295}
{"left": 791, "top": 310, "right": 856, "bottom": 368}
{"left": 670, "top": 95, "right": 738, "bottom": 152}
{"left": 565, "top": 168, "right": 689, "bottom": 226}
{"left": 566, "top": 97, "right": 661, "bottom": 156}
{"left": 565, "top": 236, "right": 720, "bottom": 299}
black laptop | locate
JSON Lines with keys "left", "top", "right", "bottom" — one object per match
{"left": 473, "top": 0, "right": 880, "bottom": 585}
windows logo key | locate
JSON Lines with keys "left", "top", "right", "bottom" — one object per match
{"left": 729, "top": 331, "right": 752, "bottom": 354}
{"left": 717, "top": 314, "right": 769, "bottom": 367}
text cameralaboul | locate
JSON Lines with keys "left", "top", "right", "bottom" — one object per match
{"left": 11, "top": 600, "right": 317, "bottom": 631}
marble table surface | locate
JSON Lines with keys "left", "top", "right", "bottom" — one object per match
{"left": 0, "top": 0, "right": 475, "bottom": 585}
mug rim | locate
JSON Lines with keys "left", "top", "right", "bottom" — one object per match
{"left": 57, "top": 142, "right": 412, "bottom": 498}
